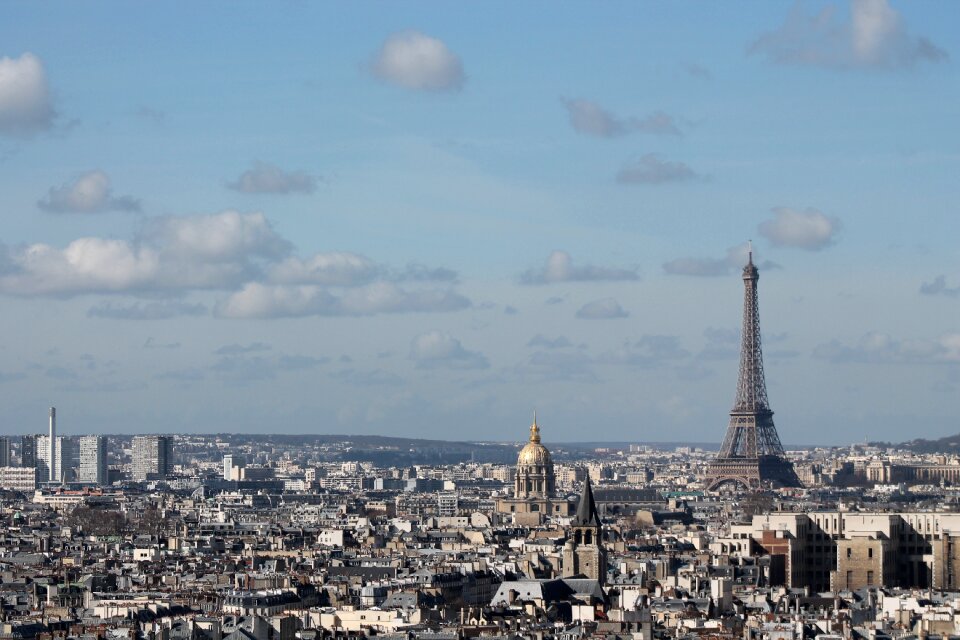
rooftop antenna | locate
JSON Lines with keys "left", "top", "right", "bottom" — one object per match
{"left": 748, "top": 239, "right": 753, "bottom": 263}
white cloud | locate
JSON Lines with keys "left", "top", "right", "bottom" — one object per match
{"left": 215, "top": 282, "right": 470, "bottom": 319}
{"left": 227, "top": 161, "right": 317, "bottom": 194}
{"left": 372, "top": 31, "right": 465, "bottom": 91}
{"left": 758, "top": 207, "right": 840, "bottom": 250}
{"left": 561, "top": 98, "right": 680, "bottom": 137}
{"left": 751, "top": 0, "right": 947, "bottom": 70}
{"left": 527, "top": 335, "right": 573, "bottom": 349}
{"left": 87, "top": 300, "right": 207, "bottom": 320}
{"left": 599, "top": 335, "right": 690, "bottom": 366}
{"left": 0, "top": 211, "right": 288, "bottom": 296}
{"left": 409, "top": 331, "right": 488, "bottom": 370}
{"left": 576, "top": 298, "right": 629, "bottom": 319}
{"left": 0, "top": 238, "right": 162, "bottom": 295}
{"left": 664, "top": 243, "right": 778, "bottom": 277}
{"left": 814, "top": 331, "right": 960, "bottom": 364}
{"left": 920, "top": 275, "right": 960, "bottom": 298}
{"left": 144, "top": 210, "right": 291, "bottom": 261}
{"left": 617, "top": 154, "right": 700, "bottom": 185}
{"left": 0, "top": 53, "right": 55, "bottom": 135}
{"left": 38, "top": 170, "right": 140, "bottom": 213}
{"left": 520, "top": 250, "right": 639, "bottom": 285}
{"left": 269, "top": 252, "right": 379, "bottom": 286}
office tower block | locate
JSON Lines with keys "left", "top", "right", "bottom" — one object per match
{"left": 0, "top": 436, "right": 9, "bottom": 467}
{"left": 48, "top": 407, "right": 56, "bottom": 483}
{"left": 223, "top": 454, "right": 246, "bottom": 481}
{"left": 79, "top": 435, "right": 108, "bottom": 485}
{"left": 131, "top": 435, "right": 172, "bottom": 481}
{"left": 20, "top": 434, "right": 37, "bottom": 468}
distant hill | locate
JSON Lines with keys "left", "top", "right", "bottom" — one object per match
{"left": 878, "top": 433, "right": 960, "bottom": 454}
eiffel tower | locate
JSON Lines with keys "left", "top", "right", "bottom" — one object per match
{"left": 704, "top": 248, "right": 800, "bottom": 491}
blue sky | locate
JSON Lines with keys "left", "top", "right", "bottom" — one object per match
{"left": 0, "top": 1, "right": 957, "bottom": 444}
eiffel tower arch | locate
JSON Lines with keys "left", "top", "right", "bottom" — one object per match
{"left": 704, "top": 250, "right": 800, "bottom": 491}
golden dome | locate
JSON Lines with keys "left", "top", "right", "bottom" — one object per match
{"left": 517, "top": 414, "right": 552, "bottom": 466}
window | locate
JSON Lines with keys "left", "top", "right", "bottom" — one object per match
{"left": 846, "top": 571, "right": 853, "bottom": 588}
{"left": 868, "top": 548, "right": 873, "bottom": 558}
{"left": 867, "top": 571, "right": 874, "bottom": 585}
{"left": 846, "top": 548, "right": 852, "bottom": 559}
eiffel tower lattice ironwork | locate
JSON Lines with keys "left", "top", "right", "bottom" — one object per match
{"left": 705, "top": 249, "right": 800, "bottom": 491}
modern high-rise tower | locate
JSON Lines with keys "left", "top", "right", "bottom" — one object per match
{"left": 131, "top": 435, "right": 172, "bottom": 481}
{"left": 704, "top": 251, "right": 800, "bottom": 491}
{"left": 78, "top": 435, "right": 108, "bottom": 484}
{"left": 48, "top": 407, "right": 56, "bottom": 482}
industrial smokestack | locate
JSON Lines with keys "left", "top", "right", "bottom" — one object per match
{"left": 48, "top": 407, "right": 56, "bottom": 482}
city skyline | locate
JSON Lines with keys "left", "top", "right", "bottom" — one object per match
{"left": 0, "top": 2, "right": 958, "bottom": 443}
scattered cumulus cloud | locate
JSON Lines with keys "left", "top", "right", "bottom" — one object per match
{"left": 664, "top": 243, "right": 779, "bottom": 278}
{"left": 269, "top": 252, "right": 378, "bottom": 286}
{"left": 684, "top": 63, "right": 712, "bottom": 79}
{"left": 519, "top": 349, "right": 596, "bottom": 382}
{"left": 699, "top": 327, "right": 741, "bottom": 360}
{"left": 393, "top": 263, "right": 458, "bottom": 283}
{"left": 0, "top": 210, "right": 288, "bottom": 296}
{"left": 617, "top": 154, "right": 700, "bottom": 185}
{"left": 227, "top": 161, "right": 318, "bottom": 194}
{"left": 372, "top": 31, "right": 465, "bottom": 91}
{"left": 0, "top": 53, "right": 56, "bottom": 136}
{"left": 520, "top": 250, "right": 639, "bottom": 285}
{"left": 751, "top": 0, "right": 947, "bottom": 70}
{"left": 214, "top": 342, "right": 271, "bottom": 355}
{"left": 758, "top": 207, "right": 840, "bottom": 250}
{"left": 330, "top": 368, "right": 402, "bottom": 386}
{"left": 409, "top": 331, "right": 488, "bottom": 370}
{"left": 575, "top": 297, "right": 629, "bottom": 319}
{"left": 38, "top": 170, "right": 140, "bottom": 213}
{"left": 87, "top": 300, "right": 207, "bottom": 320}
{"left": 920, "top": 275, "right": 960, "bottom": 298}
{"left": 143, "top": 338, "right": 181, "bottom": 350}
{"left": 133, "top": 106, "right": 165, "bottom": 124}
{"left": 561, "top": 98, "right": 680, "bottom": 137}
{"left": 277, "top": 354, "right": 329, "bottom": 370}
{"left": 144, "top": 210, "right": 291, "bottom": 262}
{"left": 599, "top": 335, "right": 690, "bottom": 366}
{"left": 216, "top": 282, "right": 470, "bottom": 319}
{"left": 527, "top": 335, "right": 573, "bottom": 350}
{"left": 813, "top": 331, "right": 960, "bottom": 364}
{"left": 2, "top": 209, "right": 473, "bottom": 322}
{"left": 155, "top": 368, "right": 205, "bottom": 382}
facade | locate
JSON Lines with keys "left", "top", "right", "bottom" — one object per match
{"left": 496, "top": 415, "right": 572, "bottom": 524}
{"left": 722, "top": 511, "right": 960, "bottom": 592}
{"left": 36, "top": 435, "right": 62, "bottom": 484}
{"left": 224, "top": 454, "right": 246, "bottom": 480}
{"left": 20, "top": 434, "right": 36, "bottom": 468}
{"left": 705, "top": 251, "right": 799, "bottom": 490}
{"left": 131, "top": 435, "right": 172, "bottom": 481}
{"left": 78, "top": 435, "right": 108, "bottom": 484}
{"left": 0, "top": 466, "right": 37, "bottom": 492}
{"left": 0, "top": 436, "right": 9, "bottom": 467}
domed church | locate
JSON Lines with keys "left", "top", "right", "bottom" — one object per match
{"left": 515, "top": 413, "right": 556, "bottom": 499}
{"left": 496, "top": 413, "right": 573, "bottom": 524}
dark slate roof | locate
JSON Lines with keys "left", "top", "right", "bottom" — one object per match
{"left": 573, "top": 477, "right": 601, "bottom": 527}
